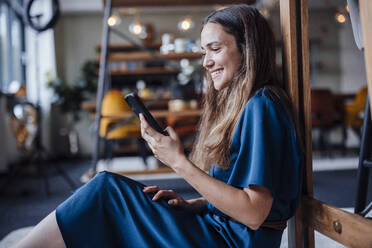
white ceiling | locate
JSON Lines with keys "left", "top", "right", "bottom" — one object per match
{"left": 59, "top": 0, "right": 347, "bottom": 13}
{"left": 59, "top": 0, "right": 103, "bottom": 13}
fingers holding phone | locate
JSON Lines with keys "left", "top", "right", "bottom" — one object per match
{"left": 140, "top": 113, "right": 159, "bottom": 155}
{"left": 139, "top": 113, "right": 185, "bottom": 168}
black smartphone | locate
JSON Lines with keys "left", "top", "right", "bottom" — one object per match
{"left": 124, "top": 93, "right": 168, "bottom": 136}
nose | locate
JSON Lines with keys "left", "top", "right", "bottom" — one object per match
{"left": 202, "top": 55, "right": 214, "bottom": 69}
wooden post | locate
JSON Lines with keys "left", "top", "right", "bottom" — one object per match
{"left": 360, "top": 0, "right": 372, "bottom": 119}
{"left": 280, "top": 0, "right": 314, "bottom": 247}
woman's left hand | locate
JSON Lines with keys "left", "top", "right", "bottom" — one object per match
{"left": 139, "top": 113, "right": 185, "bottom": 169}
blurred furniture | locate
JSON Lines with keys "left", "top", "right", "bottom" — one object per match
{"left": 100, "top": 90, "right": 148, "bottom": 166}
{"left": 0, "top": 92, "right": 76, "bottom": 195}
{"left": 82, "top": 101, "right": 202, "bottom": 119}
{"left": 166, "top": 116, "right": 198, "bottom": 136}
{"left": 343, "top": 87, "right": 368, "bottom": 144}
{"left": 311, "top": 89, "right": 338, "bottom": 155}
{"left": 82, "top": 95, "right": 202, "bottom": 160}
{"left": 166, "top": 99, "right": 200, "bottom": 151}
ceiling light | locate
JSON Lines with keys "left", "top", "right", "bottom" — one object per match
{"left": 178, "top": 17, "right": 194, "bottom": 32}
{"left": 335, "top": 13, "right": 346, "bottom": 24}
{"left": 107, "top": 13, "right": 121, "bottom": 27}
{"left": 129, "top": 22, "right": 149, "bottom": 39}
{"left": 129, "top": 22, "right": 143, "bottom": 35}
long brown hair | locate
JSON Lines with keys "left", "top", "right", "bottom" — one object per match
{"left": 190, "top": 5, "right": 283, "bottom": 170}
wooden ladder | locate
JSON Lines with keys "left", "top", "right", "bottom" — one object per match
{"left": 281, "top": 0, "right": 372, "bottom": 247}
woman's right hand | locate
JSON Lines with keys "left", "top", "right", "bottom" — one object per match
{"left": 142, "top": 186, "right": 190, "bottom": 210}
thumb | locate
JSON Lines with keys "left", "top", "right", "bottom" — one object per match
{"left": 165, "top": 126, "right": 178, "bottom": 140}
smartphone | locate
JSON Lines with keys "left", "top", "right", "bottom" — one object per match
{"left": 124, "top": 93, "right": 168, "bottom": 136}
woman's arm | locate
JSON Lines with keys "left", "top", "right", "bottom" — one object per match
{"left": 139, "top": 114, "right": 273, "bottom": 230}
{"left": 174, "top": 156, "right": 273, "bottom": 230}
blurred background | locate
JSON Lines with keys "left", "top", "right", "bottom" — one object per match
{"left": 0, "top": 0, "right": 371, "bottom": 246}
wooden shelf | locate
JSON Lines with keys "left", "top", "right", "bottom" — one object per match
{"left": 96, "top": 43, "right": 161, "bottom": 52}
{"left": 100, "top": 109, "right": 202, "bottom": 119}
{"left": 85, "top": 109, "right": 202, "bottom": 120}
{"left": 110, "top": 67, "right": 178, "bottom": 76}
{"left": 82, "top": 99, "right": 171, "bottom": 112}
{"left": 102, "top": 51, "right": 203, "bottom": 62}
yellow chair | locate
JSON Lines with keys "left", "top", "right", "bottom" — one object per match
{"left": 342, "top": 87, "right": 368, "bottom": 150}
{"left": 100, "top": 90, "right": 141, "bottom": 139}
{"left": 344, "top": 87, "right": 368, "bottom": 129}
{"left": 99, "top": 90, "right": 148, "bottom": 165}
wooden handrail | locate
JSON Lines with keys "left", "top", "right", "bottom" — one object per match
{"left": 302, "top": 196, "right": 372, "bottom": 247}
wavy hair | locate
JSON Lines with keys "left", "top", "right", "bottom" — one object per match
{"left": 190, "top": 5, "right": 283, "bottom": 170}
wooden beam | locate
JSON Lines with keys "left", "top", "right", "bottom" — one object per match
{"left": 280, "top": 0, "right": 314, "bottom": 247}
{"left": 298, "top": 0, "right": 313, "bottom": 198}
{"left": 302, "top": 196, "right": 372, "bottom": 248}
{"left": 359, "top": 0, "right": 372, "bottom": 119}
{"left": 104, "top": 0, "right": 255, "bottom": 7}
{"left": 103, "top": 51, "right": 202, "bottom": 62}
{"left": 280, "top": 0, "right": 299, "bottom": 113}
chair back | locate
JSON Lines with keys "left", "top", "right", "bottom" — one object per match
{"left": 311, "top": 89, "right": 335, "bottom": 127}
{"left": 353, "top": 87, "right": 368, "bottom": 111}
{"left": 100, "top": 90, "right": 140, "bottom": 139}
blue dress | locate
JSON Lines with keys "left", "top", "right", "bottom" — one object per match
{"left": 56, "top": 87, "right": 303, "bottom": 248}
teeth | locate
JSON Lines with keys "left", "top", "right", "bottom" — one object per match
{"left": 211, "top": 69, "right": 223, "bottom": 77}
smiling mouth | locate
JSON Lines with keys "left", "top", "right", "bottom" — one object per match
{"left": 211, "top": 69, "right": 223, "bottom": 79}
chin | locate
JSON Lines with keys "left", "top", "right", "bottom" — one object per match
{"left": 213, "top": 81, "right": 228, "bottom": 91}
{"left": 214, "top": 84, "right": 222, "bottom": 91}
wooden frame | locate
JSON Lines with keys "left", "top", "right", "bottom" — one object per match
{"left": 280, "top": 0, "right": 372, "bottom": 247}
{"left": 280, "top": 0, "right": 314, "bottom": 246}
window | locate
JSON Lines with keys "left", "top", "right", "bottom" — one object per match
{"left": 0, "top": 1, "right": 25, "bottom": 92}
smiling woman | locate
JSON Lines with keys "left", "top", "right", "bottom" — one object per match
{"left": 12, "top": 5, "right": 303, "bottom": 248}
{"left": 201, "top": 22, "right": 242, "bottom": 91}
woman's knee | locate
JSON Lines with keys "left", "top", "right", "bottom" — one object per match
{"left": 86, "top": 171, "right": 114, "bottom": 189}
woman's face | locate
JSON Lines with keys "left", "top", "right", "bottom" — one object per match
{"left": 201, "top": 22, "right": 242, "bottom": 91}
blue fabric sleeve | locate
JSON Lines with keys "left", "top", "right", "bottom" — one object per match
{"left": 227, "top": 94, "right": 291, "bottom": 198}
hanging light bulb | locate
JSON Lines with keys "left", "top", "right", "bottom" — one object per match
{"left": 129, "top": 21, "right": 148, "bottom": 39}
{"left": 129, "top": 21, "right": 143, "bottom": 35}
{"left": 107, "top": 13, "right": 121, "bottom": 27}
{"left": 345, "top": 4, "right": 349, "bottom": 13}
{"left": 335, "top": 13, "right": 346, "bottom": 24}
{"left": 178, "top": 16, "right": 194, "bottom": 32}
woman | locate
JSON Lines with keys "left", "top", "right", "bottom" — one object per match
{"left": 14, "top": 4, "right": 302, "bottom": 248}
